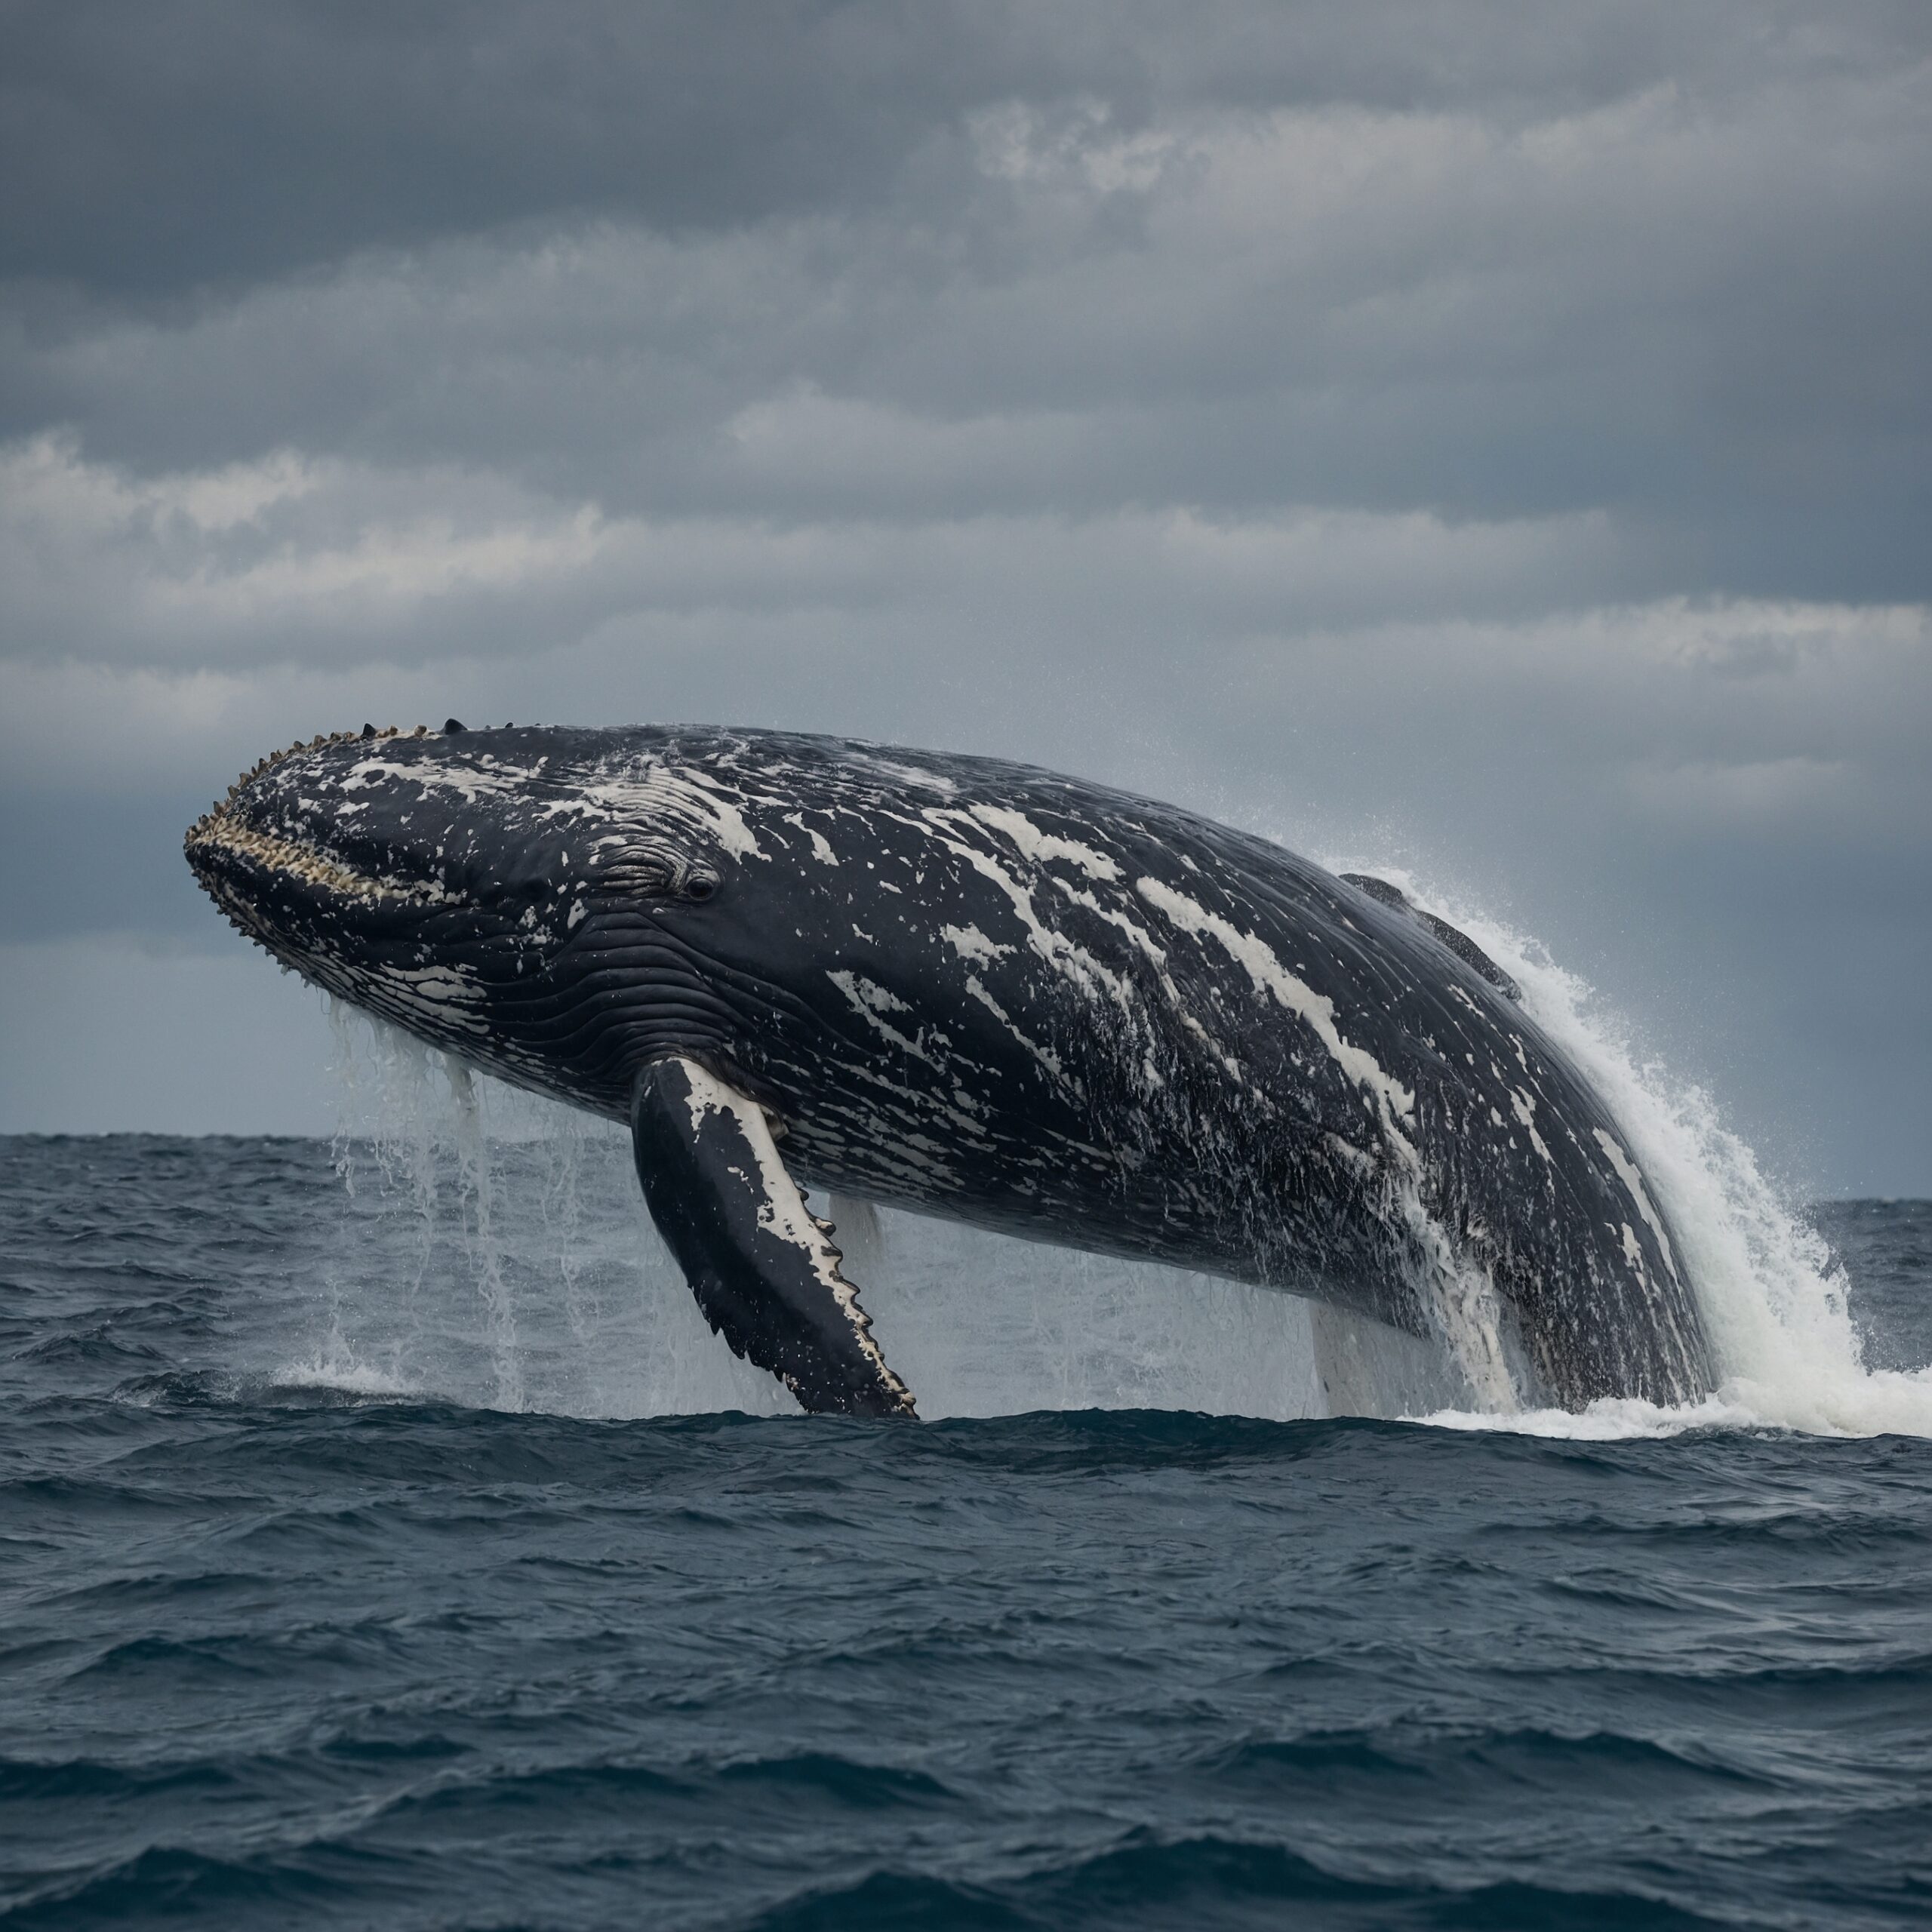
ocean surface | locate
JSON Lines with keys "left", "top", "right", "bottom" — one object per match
{"left": 5, "top": 903, "right": 1932, "bottom": 1932}
{"left": 2, "top": 1109, "right": 1927, "bottom": 1930}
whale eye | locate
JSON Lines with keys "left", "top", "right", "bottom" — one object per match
{"left": 595, "top": 848, "right": 717, "bottom": 902}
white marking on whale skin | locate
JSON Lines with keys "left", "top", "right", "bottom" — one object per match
{"left": 340, "top": 755, "right": 540, "bottom": 807}
{"left": 1037, "top": 873, "right": 1251, "bottom": 1085}
{"left": 669, "top": 1058, "right": 909, "bottom": 1405}
{"left": 1135, "top": 875, "right": 1417, "bottom": 1140}
{"left": 1180, "top": 1013, "right": 1244, "bottom": 1081}
{"left": 340, "top": 962, "right": 491, "bottom": 1038}
{"left": 940, "top": 923, "right": 1011, "bottom": 965}
{"left": 1621, "top": 1222, "right": 1645, "bottom": 1271}
{"left": 1593, "top": 1129, "right": 1681, "bottom": 1284}
{"left": 1046, "top": 876, "right": 1169, "bottom": 972}
{"left": 783, "top": 813, "right": 839, "bottom": 864}
{"left": 968, "top": 804, "right": 1121, "bottom": 881}
{"left": 1509, "top": 1087, "right": 1555, "bottom": 1167}
{"left": 392, "top": 965, "right": 474, "bottom": 1004}
{"left": 800, "top": 1083, "right": 976, "bottom": 1186}
{"left": 848, "top": 752, "right": 958, "bottom": 796}
{"left": 568, "top": 760, "right": 765, "bottom": 861}
{"left": 829, "top": 970, "right": 955, "bottom": 1077}
{"left": 912, "top": 809, "right": 1134, "bottom": 1013}
{"left": 1323, "top": 1133, "right": 1378, "bottom": 1179}
{"left": 964, "top": 974, "right": 1068, "bottom": 1084}
{"left": 832, "top": 970, "right": 912, "bottom": 1017}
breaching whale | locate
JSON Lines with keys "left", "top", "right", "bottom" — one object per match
{"left": 185, "top": 722, "right": 1713, "bottom": 1417}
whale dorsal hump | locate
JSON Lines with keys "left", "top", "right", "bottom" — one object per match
{"left": 1340, "top": 875, "right": 1522, "bottom": 1002}
{"left": 629, "top": 1057, "right": 917, "bottom": 1417}
{"left": 1341, "top": 872, "right": 1410, "bottom": 912}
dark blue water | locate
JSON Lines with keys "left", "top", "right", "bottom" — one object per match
{"left": 4, "top": 1137, "right": 1930, "bottom": 1930}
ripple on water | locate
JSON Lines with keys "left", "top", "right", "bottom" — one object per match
{"left": 2, "top": 1137, "right": 1930, "bottom": 1929}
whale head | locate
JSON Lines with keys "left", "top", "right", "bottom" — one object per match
{"left": 183, "top": 721, "right": 776, "bottom": 1115}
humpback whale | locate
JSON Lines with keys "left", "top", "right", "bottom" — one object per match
{"left": 185, "top": 723, "right": 1713, "bottom": 1417}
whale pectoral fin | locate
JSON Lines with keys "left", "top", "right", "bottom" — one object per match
{"left": 629, "top": 1057, "right": 917, "bottom": 1418}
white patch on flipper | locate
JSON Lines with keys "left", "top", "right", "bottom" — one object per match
{"left": 670, "top": 1057, "right": 912, "bottom": 1411}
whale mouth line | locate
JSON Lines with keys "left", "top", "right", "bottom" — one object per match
{"left": 186, "top": 816, "right": 439, "bottom": 906}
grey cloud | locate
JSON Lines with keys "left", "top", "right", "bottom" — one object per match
{"left": 5, "top": 58, "right": 1925, "bottom": 597}
{"left": 0, "top": 1, "right": 1927, "bottom": 1187}
{"left": 0, "top": 0, "right": 1016, "bottom": 292}
{"left": 0, "top": 437, "right": 1639, "bottom": 669}
{"left": 10, "top": 2, "right": 1924, "bottom": 294}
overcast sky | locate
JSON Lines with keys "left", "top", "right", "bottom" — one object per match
{"left": 2, "top": 1, "right": 1927, "bottom": 1192}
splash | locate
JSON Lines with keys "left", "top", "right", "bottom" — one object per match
{"left": 441, "top": 1059, "right": 526, "bottom": 1410}
{"left": 273, "top": 1353, "right": 424, "bottom": 1401}
{"left": 312, "top": 1000, "right": 794, "bottom": 1417}
{"left": 1365, "top": 873, "right": 1932, "bottom": 1441}
{"left": 322, "top": 1007, "right": 528, "bottom": 1409}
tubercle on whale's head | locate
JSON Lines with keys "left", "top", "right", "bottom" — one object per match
{"left": 181, "top": 724, "right": 746, "bottom": 1106}
{"left": 185, "top": 724, "right": 422, "bottom": 926}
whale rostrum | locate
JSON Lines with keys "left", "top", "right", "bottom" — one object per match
{"left": 184, "top": 723, "right": 1715, "bottom": 1416}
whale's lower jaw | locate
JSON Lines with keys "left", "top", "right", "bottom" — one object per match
{"left": 186, "top": 815, "right": 438, "bottom": 914}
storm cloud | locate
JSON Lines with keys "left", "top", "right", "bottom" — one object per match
{"left": 2, "top": 1, "right": 1927, "bottom": 1189}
